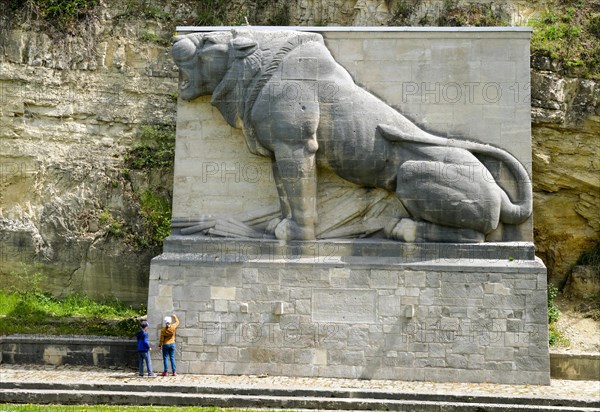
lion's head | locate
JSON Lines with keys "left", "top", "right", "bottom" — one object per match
{"left": 172, "top": 30, "right": 325, "bottom": 157}
{"left": 172, "top": 31, "right": 259, "bottom": 101}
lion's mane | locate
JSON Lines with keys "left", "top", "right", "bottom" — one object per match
{"left": 211, "top": 30, "right": 325, "bottom": 157}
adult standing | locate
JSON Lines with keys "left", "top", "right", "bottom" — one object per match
{"left": 158, "top": 313, "right": 179, "bottom": 376}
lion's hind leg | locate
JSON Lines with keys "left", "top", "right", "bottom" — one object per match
{"left": 385, "top": 218, "right": 484, "bottom": 243}
{"left": 392, "top": 158, "right": 503, "bottom": 243}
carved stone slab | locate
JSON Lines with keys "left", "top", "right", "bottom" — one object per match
{"left": 171, "top": 28, "right": 533, "bottom": 243}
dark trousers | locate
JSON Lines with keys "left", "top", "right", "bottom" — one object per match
{"left": 138, "top": 351, "right": 153, "bottom": 376}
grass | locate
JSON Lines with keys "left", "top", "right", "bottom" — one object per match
{"left": 139, "top": 30, "right": 171, "bottom": 47}
{"left": 6, "top": 0, "right": 98, "bottom": 33}
{"left": 0, "top": 291, "right": 144, "bottom": 336}
{"left": 547, "top": 284, "right": 570, "bottom": 347}
{"left": 139, "top": 190, "right": 172, "bottom": 247}
{"left": 124, "top": 124, "right": 175, "bottom": 171}
{"left": 528, "top": 1, "right": 600, "bottom": 78}
{"left": 0, "top": 406, "right": 293, "bottom": 412}
{"left": 436, "top": 2, "right": 510, "bottom": 27}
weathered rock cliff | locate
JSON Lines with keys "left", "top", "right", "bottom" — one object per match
{"left": 0, "top": 0, "right": 598, "bottom": 303}
{"left": 0, "top": 0, "right": 178, "bottom": 303}
{"left": 530, "top": 58, "right": 599, "bottom": 287}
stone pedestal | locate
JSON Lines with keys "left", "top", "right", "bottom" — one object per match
{"left": 148, "top": 237, "right": 550, "bottom": 385}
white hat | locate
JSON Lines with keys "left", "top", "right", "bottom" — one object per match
{"left": 162, "top": 316, "right": 172, "bottom": 327}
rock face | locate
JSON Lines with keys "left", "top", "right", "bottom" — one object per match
{"left": 564, "top": 265, "right": 600, "bottom": 300}
{"left": 0, "top": 4, "right": 177, "bottom": 303}
{"left": 530, "top": 56, "right": 600, "bottom": 287}
{"left": 0, "top": 0, "right": 598, "bottom": 303}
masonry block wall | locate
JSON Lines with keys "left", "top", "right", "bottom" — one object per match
{"left": 148, "top": 243, "right": 549, "bottom": 384}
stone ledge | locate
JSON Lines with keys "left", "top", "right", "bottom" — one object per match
{"left": 0, "top": 335, "right": 137, "bottom": 368}
{"left": 152, "top": 252, "right": 546, "bottom": 274}
{"left": 550, "top": 352, "right": 600, "bottom": 381}
{"left": 163, "top": 236, "right": 537, "bottom": 261}
{"left": 177, "top": 25, "right": 533, "bottom": 34}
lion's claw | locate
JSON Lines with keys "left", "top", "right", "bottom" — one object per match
{"left": 274, "top": 218, "right": 315, "bottom": 241}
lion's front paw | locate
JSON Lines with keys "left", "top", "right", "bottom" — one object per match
{"left": 266, "top": 217, "right": 283, "bottom": 235}
{"left": 274, "top": 218, "right": 315, "bottom": 241}
{"left": 388, "top": 218, "right": 418, "bottom": 242}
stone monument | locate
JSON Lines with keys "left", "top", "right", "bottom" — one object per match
{"left": 148, "top": 27, "right": 550, "bottom": 385}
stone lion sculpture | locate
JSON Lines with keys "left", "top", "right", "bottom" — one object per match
{"left": 172, "top": 29, "right": 532, "bottom": 243}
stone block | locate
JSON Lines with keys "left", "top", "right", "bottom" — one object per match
{"left": 447, "top": 354, "right": 468, "bottom": 369}
{"left": 312, "top": 289, "right": 376, "bottom": 323}
{"left": 210, "top": 286, "right": 236, "bottom": 300}
{"left": 369, "top": 270, "right": 398, "bottom": 288}
{"left": 214, "top": 300, "right": 229, "bottom": 312}
{"left": 405, "top": 271, "right": 427, "bottom": 287}
{"left": 468, "top": 354, "right": 485, "bottom": 369}
{"left": 348, "top": 327, "right": 370, "bottom": 348}
{"left": 484, "top": 283, "right": 511, "bottom": 295}
{"left": 426, "top": 272, "right": 441, "bottom": 288}
{"left": 450, "top": 341, "right": 480, "bottom": 355}
{"left": 382, "top": 352, "right": 414, "bottom": 367}
{"left": 217, "top": 346, "right": 239, "bottom": 362}
{"left": 485, "top": 347, "right": 515, "bottom": 361}
{"left": 441, "top": 283, "right": 483, "bottom": 299}
{"left": 347, "top": 270, "right": 371, "bottom": 288}
{"left": 415, "top": 358, "right": 446, "bottom": 368}
{"left": 483, "top": 294, "right": 526, "bottom": 309}
{"left": 515, "top": 355, "right": 550, "bottom": 371}
{"left": 378, "top": 295, "right": 402, "bottom": 317}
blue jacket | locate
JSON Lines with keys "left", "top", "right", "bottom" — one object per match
{"left": 136, "top": 329, "right": 150, "bottom": 352}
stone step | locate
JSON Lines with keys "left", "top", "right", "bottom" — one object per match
{"left": 550, "top": 352, "right": 600, "bottom": 381}
{"left": 1, "top": 382, "right": 598, "bottom": 411}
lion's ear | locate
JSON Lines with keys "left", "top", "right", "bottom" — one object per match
{"left": 232, "top": 37, "right": 258, "bottom": 58}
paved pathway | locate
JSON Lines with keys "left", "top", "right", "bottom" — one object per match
{"left": 1, "top": 364, "right": 598, "bottom": 403}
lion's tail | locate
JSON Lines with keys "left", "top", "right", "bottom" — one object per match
{"left": 377, "top": 124, "right": 532, "bottom": 225}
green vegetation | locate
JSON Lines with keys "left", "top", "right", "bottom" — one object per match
{"left": 0, "top": 291, "right": 143, "bottom": 336}
{"left": 0, "top": 264, "right": 144, "bottom": 336}
{"left": 112, "top": 0, "right": 173, "bottom": 22}
{"left": 388, "top": 0, "right": 414, "bottom": 25}
{"left": 529, "top": 1, "right": 600, "bottom": 78}
{"left": 122, "top": 124, "right": 175, "bottom": 248}
{"left": 195, "top": 0, "right": 228, "bottom": 26}
{"left": 547, "top": 284, "right": 569, "bottom": 346}
{"left": 436, "top": 2, "right": 510, "bottom": 27}
{"left": 140, "top": 30, "right": 171, "bottom": 46}
{"left": 248, "top": 0, "right": 290, "bottom": 26}
{"left": 98, "top": 209, "right": 126, "bottom": 238}
{"left": 3, "top": 262, "right": 46, "bottom": 294}
{"left": 139, "top": 189, "right": 172, "bottom": 247}
{"left": 590, "top": 14, "right": 600, "bottom": 38}
{"left": 6, "top": 0, "right": 98, "bottom": 32}
{"left": 125, "top": 124, "right": 176, "bottom": 170}
{"left": 548, "top": 284, "right": 561, "bottom": 324}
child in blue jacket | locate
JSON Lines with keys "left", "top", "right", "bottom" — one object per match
{"left": 136, "top": 321, "right": 155, "bottom": 377}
